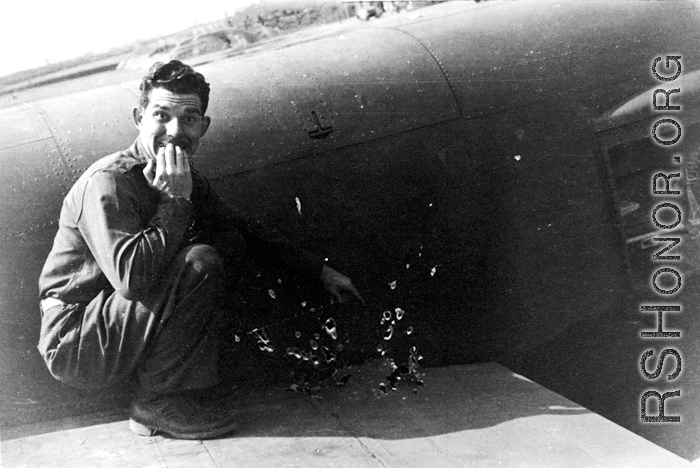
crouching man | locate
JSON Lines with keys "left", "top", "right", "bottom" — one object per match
{"left": 37, "top": 60, "right": 363, "bottom": 440}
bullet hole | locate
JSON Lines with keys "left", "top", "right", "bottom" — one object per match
{"left": 383, "top": 310, "right": 392, "bottom": 322}
{"left": 253, "top": 328, "right": 273, "bottom": 353}
{"left": 323, "top": 318, "right": 337, "bottom": 340}
{"left": 383, "top": 325, "right": 394, "bottom": 341}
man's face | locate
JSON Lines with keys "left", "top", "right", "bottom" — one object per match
{"left": 133, "top": 87, "right": 211, "bottom": 161}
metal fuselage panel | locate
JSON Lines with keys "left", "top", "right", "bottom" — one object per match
{"left": 193, "top": 26, "right": 460, "bottom": 177}
{"left": 399, "top": 0, "right": 700, "bottom": 120}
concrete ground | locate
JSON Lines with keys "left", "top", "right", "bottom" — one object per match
{"left": 1, "top": 361, "right": 695, "bottom": 468}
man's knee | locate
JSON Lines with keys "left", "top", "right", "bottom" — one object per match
{"left": 210, "top": 230, "right": 248, "bottom": 286}
{"left": 165, "top": 244, "right": 226, "bottom": 301}
{"left": 183, "top": 244, "right": 224, "bottom": 279}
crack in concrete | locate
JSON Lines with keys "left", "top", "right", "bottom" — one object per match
{"left": 309, "top": 398, "right": 390, "bottom": 467}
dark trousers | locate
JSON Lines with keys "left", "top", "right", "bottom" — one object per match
{"left": 38, "top": 231, "right": 247, "bottom": 395}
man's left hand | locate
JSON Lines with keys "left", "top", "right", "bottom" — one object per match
{"left": 320, "top": 265, "right": 366, "bottom": 305}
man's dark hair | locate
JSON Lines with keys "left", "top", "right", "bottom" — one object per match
{"left": 139, "top": 60, "right": 211, "bottom": 114}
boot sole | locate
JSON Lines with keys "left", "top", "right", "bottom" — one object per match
{"left": 129, "top": 417, "right": 237, "bottom": 440}
{"left": 129, "top": 418, "right": 157, "bottom": 437}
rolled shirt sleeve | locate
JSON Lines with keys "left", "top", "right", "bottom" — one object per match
{"left": 78, "top": 170, "right": 194, "bottom": 301}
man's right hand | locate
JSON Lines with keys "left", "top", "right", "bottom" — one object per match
{"left": 143, "top": 143, "right": 193, "bottom": 201}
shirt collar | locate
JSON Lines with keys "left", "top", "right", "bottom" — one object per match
{"left": 126, "top": 138, "right": 151, "bottom": 165}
